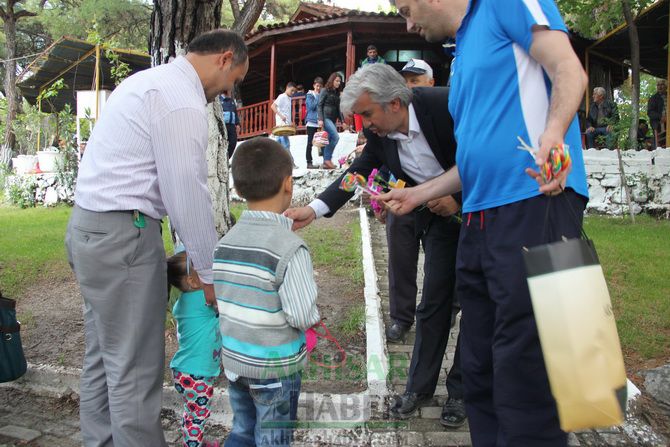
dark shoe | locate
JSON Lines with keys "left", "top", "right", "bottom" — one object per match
{"left": 391, "top": 392, "right": 432, "bottom": 419}
{"left": 440, "top": 397, "right": 466, "bottom": 428}
{"left": 307, "top": 163, "right": 318, "bottom": 169}
{"left": 322, "top": 160, "right": 337, "bottom": 170}
{"left": 385, "top": 321, "right": 410, "bottom": 343}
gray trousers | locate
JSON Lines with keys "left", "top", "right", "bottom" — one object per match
{"left": 65, "top": 205, "right": 168, "bottom": 447}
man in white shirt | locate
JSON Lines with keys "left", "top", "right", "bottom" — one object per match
{"left": 271, "top": 82, "right": 297, "bottom": 151}
{"left": 65, "top": 29, "right": 248, "bottom": 447}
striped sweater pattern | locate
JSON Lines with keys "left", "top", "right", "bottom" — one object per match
{"left": 213, "top": 213, "right": 307, "bottom": 379}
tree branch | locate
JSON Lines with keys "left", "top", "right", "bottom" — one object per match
{"left": 229, "top": 0, "right": 240, "bottom": 20}
{"left": 14, "top": 10, "right": 37, "bottom": 20}
{"left": 0, "top": 7, "right": 7, "bottom": 21}
{"left": 232, "top": 0, "right": 265, "bottom": 35}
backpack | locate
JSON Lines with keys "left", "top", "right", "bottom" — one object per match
{"left": 0, "top": 291, "right": 27, "bottom": 383}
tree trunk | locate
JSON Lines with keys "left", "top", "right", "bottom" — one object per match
{"left": 1, "top": 2, "right": 23, "bottom": 166}
{"left": 150, "top": 0, "right": 233, "bottom": 238}
{"left": 621, "top": 0, "right": 637, "bottom": 222}
{"left": 231, "top": 0, "right": 265, "bottom": 34}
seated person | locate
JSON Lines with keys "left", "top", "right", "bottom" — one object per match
{"left": 586, "top": 87, "right": 618, "bottom": 149}
{"left": 637, "top": 119, "right": 653, "bottom": 150}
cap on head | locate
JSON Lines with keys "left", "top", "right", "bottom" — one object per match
{"left": 400, "top": 59, "right": 433, "bottom": 79}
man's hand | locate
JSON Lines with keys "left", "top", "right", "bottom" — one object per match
{"left": 202, "top": 283, "right": 218, "bottom": 311}
{"left": 376, "top": 187, "right": 421, "bottom": 216}
{"left": 284, "top": 206, "right": 317, "bottom": 231}
{"left": 236, "top": 124, "right": 241, "bottom": 134}
{"left": 526, "top": 127, "right": 570, "bottom": 195}
{"left": 606, "top": 125, "right": 613, "bottom": 133}
{"left": 586, "top": 126, "right": 595, "bottom": 133}
{"left": 426, "top": 195, "right": 460, "bottom": 217}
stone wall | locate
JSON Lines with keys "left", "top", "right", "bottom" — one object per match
{"left": 584, "top": 149, "right": 670, "bottom": 216}
{"left": 5, "top": 150, "right": 670, "bottom": 217}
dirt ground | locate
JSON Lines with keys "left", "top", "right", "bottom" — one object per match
{"left": 17, "top": 208, "right": 366, "bottom": 394}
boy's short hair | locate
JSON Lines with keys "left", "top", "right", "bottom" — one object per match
{"left": 286, "top": 82, "right": 296, "bottom": 89}
{"left": 167, "top": 252, "right": 188, "bottom": 291}
{"left": 313, "top": 77, "right": 324, "bottom": 85}
{"left": 232, "top": 137, "right": 293, "bottom": 201}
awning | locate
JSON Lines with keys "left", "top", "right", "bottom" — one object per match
{"left": 17, "top": 36, "right": 150, "bottom": 113}
{"left": 588, "top": 0, "right": 668, "bottom": 79}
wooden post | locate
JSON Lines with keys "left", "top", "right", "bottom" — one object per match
{"left": 95, "top": 44, "right": 101, "bottom": 121}
{"left": 269, "top": 41, "right": 276, "bottom": 135}
{"left": 585, "top": 50, "right": 590, "bottom": 116}
{"left": 345, "top": 30, "right": 353, "bottom": 81}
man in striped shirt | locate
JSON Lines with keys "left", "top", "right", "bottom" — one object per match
{"left": 65, "top": 29, "right": 248, "bottom": 447}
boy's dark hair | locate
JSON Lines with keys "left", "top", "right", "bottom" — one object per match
{"left": 232, "top": 137, "right": 293, "bottom": 201}
{"left": 167, "top": 252, "right": 189, "bottom": 292}
{"left": 286, "top": 81, "right": 296, "bottom": 89}
{"left": 187, "top": 29, "right": 248, "bottom": 66}
{"left": 313, "top": 76, "right": 324, "bottom": 85}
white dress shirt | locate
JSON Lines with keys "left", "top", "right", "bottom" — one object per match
{"left": 75, "top": 56, "right": 218, "bottom": 283}
{"left": 309, "top": 104, "right": 445, "bottom": 218}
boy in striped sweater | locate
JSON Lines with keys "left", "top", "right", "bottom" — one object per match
{"left": 214, "top": 137, "right": 320, "bottom": 447}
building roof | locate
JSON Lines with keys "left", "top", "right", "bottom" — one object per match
{"left": 17, "top": 36, "right": 150, "bottom": 113}
{"left": 290, "top": 1, "right": 351, "bottom": 22}
{"left": 246, "top": 9, "right": 402, "bottom": 41}
{"left": 588, "top": 0, "right": 668, "bottom": 79}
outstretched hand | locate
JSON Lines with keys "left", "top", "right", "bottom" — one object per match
{"left": 284, "top": 206, "right": 317, "bottom": 231}
{"left": 376, "top": 187, "right": 421, "bottom": 216}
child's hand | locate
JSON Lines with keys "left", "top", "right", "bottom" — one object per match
{"left": 202, "top": 283, "right": 218, "bottom": 311}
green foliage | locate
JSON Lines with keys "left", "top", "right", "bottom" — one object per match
{"left": 612, "top": 73, "right": 660, "bottom": 149}
{"left": 5, "top": 175, "right": 38, "bottom": 208}
{"left": 12, "top": 100, "right": 45, "bottom": 154}
{"left": 34, "top": 0, "right": 151, "bottom": 51}
{"left": 105, "top": 48, "right": 132, "bottom": 85}
{"left": 557, "top": 0, "right": 657, "bottom": 38}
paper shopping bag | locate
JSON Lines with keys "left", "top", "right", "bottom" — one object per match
{"left": 523, "top": 237, "right": 627, "bottom": 432}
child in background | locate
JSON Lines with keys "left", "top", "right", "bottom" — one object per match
{"left": 168, "top": 249, "right": 222, "bottom": 447}
{"left": 214, "top": 137, "right": 320, "bottom": 447}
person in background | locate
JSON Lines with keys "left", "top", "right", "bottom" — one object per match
{"left": 216, "top": 137, "right": 320, "bottom": 447}
{"left": 586, "top": 86, "right": 619, "bottom": 149}
{"left": 65, "top": 29, "right": 248, "bottom": 447}
{"left": 220, "top": 91, "right": 240, "bottom": 158}
{"left": 293, "top": 84, "right": 306, "bottom": 97}
{"left": 305, "top": 77, "right": 323, "bottom": 169}
{"left": 400, "top": 58, "right": 435, "bottom": 88}
{"left": 168, "top": 249, "right": 221, "bottom": 447}
{"left": 637, "top": 119, "right": 653, "bottom": 150}
{"left": 271, "top": 82, "right": 297, "bottom": 152}
{"left": 647, "top": 79, "right": 667, "bottom": 148}
{"left": 318, "top": 72, "right": 343, "bottom": 169}
{"left": 360, "top": 44, "right": 386, "bottom": 67}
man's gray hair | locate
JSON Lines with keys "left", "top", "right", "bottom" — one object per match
{"left": 593, "top": 86, "right": 606, "bottom": 97}
{"left": 340, "top": 64, "right": 412, "bottom": 115}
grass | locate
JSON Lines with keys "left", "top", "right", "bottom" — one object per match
{"left": 336, "top": 303, "right": 366, "bottom": 337}
{"left": 584, "top": 214, "right": 670, "bottom": 361}
{"left": 1, "top": 204, "right": 666, "bottom": 364}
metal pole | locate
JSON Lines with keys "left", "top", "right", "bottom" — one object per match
{"left": 585, "top": 50, "right": 591, "bottom": 115}
{"left": 95, "top": 44, "right": 101, "bottom": 121}
{"left": 269, "top": 42, "right": 276, "bottom": 135}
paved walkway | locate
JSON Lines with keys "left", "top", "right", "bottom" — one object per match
{"left": 0, "top": 210, "right": 666, "bottom": 446}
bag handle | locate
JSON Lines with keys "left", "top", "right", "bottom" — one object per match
{"left": 541, "top": 186, "right": 590, "bottom": 243}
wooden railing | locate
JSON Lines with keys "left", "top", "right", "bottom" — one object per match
{"left": 238, "top": 97, "right": 311, "bottom": 140}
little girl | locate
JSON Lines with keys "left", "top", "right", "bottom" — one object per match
{"left": 168, "top": 248, "right": 221, "bottom": 447}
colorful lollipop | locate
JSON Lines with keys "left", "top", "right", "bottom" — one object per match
{"left": 340, "top": 173, "right": 359, "bottom": 192}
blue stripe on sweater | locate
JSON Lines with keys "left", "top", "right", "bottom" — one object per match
{"left": 214, "top": 279, "right": 275, "bottom": 295}
{"left": 221, "top": 334, "right": 306, "bottom": 359}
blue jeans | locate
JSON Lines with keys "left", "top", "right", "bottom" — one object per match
{"left": 322, "top": 119, "right": 339, "bottom": 162}
{"left": 277, "top": 135, "right": 290, "bottom": 151}
{"left": 224, "top": 372, "right": 301, "bottom": 447}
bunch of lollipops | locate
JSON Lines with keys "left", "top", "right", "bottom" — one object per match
{"left": 339, "top": 168, "right": 406, "bottom": 214}
{"left": 517, "top": 136, "right": 572, "bottom": 184}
